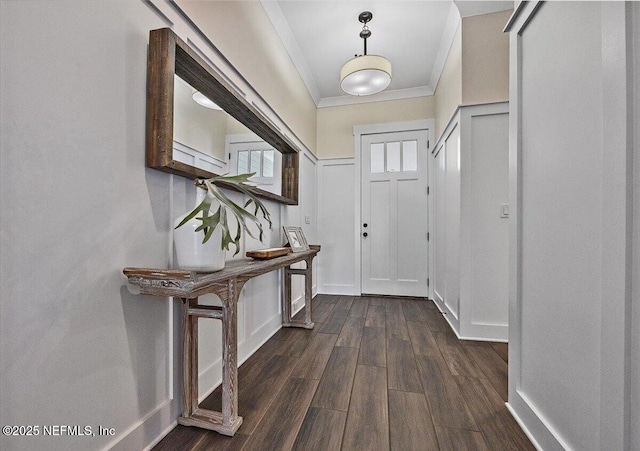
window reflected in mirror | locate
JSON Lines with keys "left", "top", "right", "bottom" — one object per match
{"left": 172, "top": 75, "right": 281, "bottom": 196}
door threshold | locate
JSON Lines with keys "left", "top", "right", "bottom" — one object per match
{"left": 360, "top": 293, "right": 430, "bottom": 301}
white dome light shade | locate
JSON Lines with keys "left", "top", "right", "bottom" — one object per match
{"left": 192, "top": 91, "right": 223, "bottom": 110}
{"left": 340, "top": 55, "right": 392, "bottom": 96}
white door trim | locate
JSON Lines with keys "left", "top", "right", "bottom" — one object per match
{"left": 353, "top": 119, "right": 435, "bottom": 296}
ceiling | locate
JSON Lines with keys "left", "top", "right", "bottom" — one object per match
{"left": 262, "top": 0, "right": 513, "bottom": 107}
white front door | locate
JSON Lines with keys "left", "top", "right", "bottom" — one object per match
{"left": 361, "top": 130, "right": 429, "bottom": 296}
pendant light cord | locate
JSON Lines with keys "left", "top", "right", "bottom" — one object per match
{"left": 360, "top": 24, "right": 371, "bottom": 56}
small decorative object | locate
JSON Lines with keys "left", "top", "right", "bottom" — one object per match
{"left": 283, "top": 226, "right": 309, "bottom": 252}
{"left": 245, "top": 247, "right": 291, "bottom": 260}
{"left": 174, "top": 173, "right": 272, "bottom": 271}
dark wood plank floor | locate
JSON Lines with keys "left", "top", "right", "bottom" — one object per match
{"left": 154, "top": 295, "right": 533, "bottom": 451}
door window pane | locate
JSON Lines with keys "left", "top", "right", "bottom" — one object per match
{"left": 403, "top": 140, "right": 418, "bottom": 171}
{"left": 262, "top": 150, "right": 274, "bottom": 177}
{"left": 238, "top": 150, "right": 249, "bottom": 174}
{"left": 371, "top": 143, "right": 385, "bottom": 173}
{"left": 250, "top": 150, "right": 261, "bottom": 175}
{"left": 387, "top": 142, "right": 401, "bottom": 172}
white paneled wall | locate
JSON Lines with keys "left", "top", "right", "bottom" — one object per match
{"left": 506, "top": 2, "right": 636, "bottom": 449}
{"left": 431, "top": 103, "right": 509, "bottom": 341}
{"left": 317, "top": 159, "right": 357, "bottom": 295}
{"left": 460, "top": 108, "right": 509, "bottom": 339}
{"left": 433, "top": 140, "right": 447, "bottom": 306}
{"left": 301, "top": 151, "right": 318, "bottom": 298}
{"left": 444, "top": 124, "right": 461, "bottom": 321}
{"left": 433, "top": 123, "right": 461, "bottom": 325}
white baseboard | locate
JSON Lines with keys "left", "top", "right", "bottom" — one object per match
{"left": 319, "top": 284, "right": 356, "bottom": 295}
{"left": 109, "top": 398, "right": 177, "bottom": 451}
{"left": 508, "top": 390, "right": 569, "bottom": 450}
{"left": 142, "top": 420, "right": 178, "bottom": 451}
{"left": 432, "top": 296, "right": 461, "bottom": 336}
{"left": 459, "top": 322, "right": 508, "bottom": 342}
{"left": 505, "top": 403, "right": 543, "bottom": 451}
{"left": 432, "top": 292, "right": 508, "bottom": 342}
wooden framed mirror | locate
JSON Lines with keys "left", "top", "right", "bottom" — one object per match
{"left": 146, "top": 27, "right": 299, "bottom": 205}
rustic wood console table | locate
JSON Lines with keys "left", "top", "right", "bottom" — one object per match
{"left": 123, "top": 245, "right": 320, "bottom": 436}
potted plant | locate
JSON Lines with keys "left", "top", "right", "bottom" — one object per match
{"left": 173, "top": 173, "right": 272, "bottom": 271}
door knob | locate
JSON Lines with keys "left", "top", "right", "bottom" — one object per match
{"left": 363, "top": 223, "right": 368, "bottom": 228}
{"left": 363, "top": 232, "right": 368, "bottom": 237}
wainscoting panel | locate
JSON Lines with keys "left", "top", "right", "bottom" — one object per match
{"left": 431, "top": 102, "right": 509, "bottom": 342}
{"left": 318, "top": 159, "right": 357, "bottom": 295}
{"left": 459, "top": 106, "right": 509, "bottom": 341}
{"left": 506, "top": 2, "right": 635, "bottom": 449}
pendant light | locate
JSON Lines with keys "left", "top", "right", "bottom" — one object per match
{"left": 192, "top": 90, "right": 223, "bottom": 111}
{"left": 340, "top": 11, "right": 392, "bottom": 96}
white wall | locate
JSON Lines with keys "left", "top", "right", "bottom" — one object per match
{"left": 444, "top": 124, "right": 461, "bottom": 321}
{"left": 0, "top": 1, "right": 316, "bottom": 450}
{"left": 301, "top": 151, "right": 319, "bottom": 300}
{"left": 433, "top": 135, "right": 448, "bottom": 308}
{"left": 507, "top": 2, "right": 635, "bottom": 449}
{"left": 431, "top": 103, "right": 509, "bottom": 341}
{"left": 459, "top": 105, "right": 509, "bottom": 340}
{"left": 519, "top": 4, "right": 602, "bottom": 448}
{"left": 433, "top": 118, "right": 461, "bottom": 327}
{"left": 0, "top": 2, "right": 177, "bottom": 450}
{"left": 317, "top": 159, "right": 357, "bottom": 295}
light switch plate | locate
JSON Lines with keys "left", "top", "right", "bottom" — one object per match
{"left": 305, "top": 214, "right": 311, "bottom": 224}
{"left": 500, "top": 203, "right": 509, "bottom": 218}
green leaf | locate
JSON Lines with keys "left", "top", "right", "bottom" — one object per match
{"left": 175, "top": 173, "right": 274, "bottom": 251}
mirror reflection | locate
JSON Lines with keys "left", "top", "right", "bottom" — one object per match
{"left": 173, "top": 75, "right": 282, "bottom": 195}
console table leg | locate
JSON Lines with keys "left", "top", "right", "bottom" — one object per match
{"left": 221, "top": 282, "right": 241, "bottom": 434}
{"left": 283, "top": 267, "right": 292, "bottom": 324}
{"left": 181, "top": 298, "right": 198, "bottom": 418}
{"left": 281, "top": 263, "right": 315, "bottom": 330}
{"left": 179, "top": 288, "right": 243, "bottom": 436}
{"left": 304, "top": 258, "right": 314, "bottom": 327}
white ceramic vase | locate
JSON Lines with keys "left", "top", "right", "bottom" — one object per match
{"left": 173, "top": 190, "right": 225, "bottom": 272}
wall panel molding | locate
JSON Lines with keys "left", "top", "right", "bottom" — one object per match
{"left": 507, "top": 2, "right": 635, "bottom": 449}
{"left": 317, "top": 159, "right": 356, "bottom": 295}
{"left": 431, "top": 103, "right": 508, "bottom": 342}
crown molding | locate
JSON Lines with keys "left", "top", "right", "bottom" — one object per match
{"left": 454, "top": 0, "right": 514, "bottom": 18}
{"left": 317, "top": 86, "right": 434, "bottom": 108}
{"left": 429, "top": 3, "right": 461, "bottom": 91}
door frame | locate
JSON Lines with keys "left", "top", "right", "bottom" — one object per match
{"left": 353, "top": 119, "right": 435, "bottom": 297}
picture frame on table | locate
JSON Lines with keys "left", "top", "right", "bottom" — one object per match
{"left": 283, "top": 226, "right": 309, "bottom": 252}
